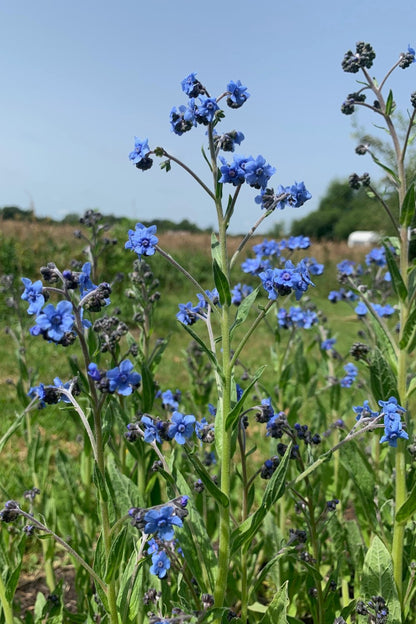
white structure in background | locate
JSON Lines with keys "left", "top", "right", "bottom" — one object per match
{"left": 347, "top": 230, "right": 381, "bottom": 248}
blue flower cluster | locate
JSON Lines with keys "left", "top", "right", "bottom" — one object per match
{"left": 219, "top": 154, "right": 276, "bottom": 190}
{"left": 340, "top": 363, "right": 358, "bottom": 387}
{"left": 231, "top": 283, "right": 253, "bottom": 306}
{"left": 353, "top": 397, "right": 408, "bottom": 447}
{"left": 176, "top": 289, "right": 219, "bottom": 325}
{"left": 328, "top": 288, "right": 359, "bottom": 303}
{"left": 355, "top": 302, "right": 396, "bottom": 317}
{"left": 255, "top": 182, "right": 312, "bottom": 210}
{"left": 259, "top": 260, "right": 314, "bottom": 301}
{"left": 88, "top": 359, "right": 141, "bottom": 396}
{"left": 277, "top": 306, "right": 318, "bottom": 329}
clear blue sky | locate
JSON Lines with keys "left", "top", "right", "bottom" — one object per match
{"left": 1, "top": 0, "right": 415, "bottom": 234}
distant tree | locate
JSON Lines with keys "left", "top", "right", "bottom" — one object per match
{"left": 0, "top": 206, "right": 34, "bottom": 221}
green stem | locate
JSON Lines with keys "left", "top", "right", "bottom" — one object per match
{"left": 0, "top": 573, "right": 14, "bottom": 624}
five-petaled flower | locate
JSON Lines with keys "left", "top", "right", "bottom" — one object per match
{"left": 32, "top": 301, "right": 74, "bottom": 342}
{"left": 106, "top": 359, "right": 141, "bottom": 396}
{"left": 150, "top": 550, "right": 171, "bottom": 579}
{"left": 128, "top": 137, "right": 152, "bottom": 170}
{"left": 144, "top": 505, "right": 183, "bottom": 541}
{"left": 125, "top": 223, "right": 158, "bottom": 258}
{"left": 21, "top": 278, "right": 45, "bottom": 315}
{"left": 168, "top": 411, "right": 196, "bottom": 444}
{"left": 378, "top": 397, "right": 408, "bottom": 447}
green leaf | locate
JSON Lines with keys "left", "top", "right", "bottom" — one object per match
{"left": 385, "top": 89, "right": 394, "bottom": 115}
{"left": 104, "top": 526, "right": 127, "bottom": 583}
{"left": 106, "top": 455, "right": 142, "bottom": 512}
{"left": 339, "top": 443, "right": 378, "bottom": 530}
{"left": 231, "top": 446, "right": 291, "bottom": 554}
{"left": 259, "top": 581, "right": 289, "bottom": 624}
{"left": 140, "top": 363, "right": 155, "bottom": 412}
{"left": 400, "top": 184, "right": 415, "bottom": 227}
{"left": 184, "top": 447, "right": 229, "bottom": 508}
{"left": 361, "top": 536, "right": 401, "bottom": 624}
{"left": 399, "top": 306, "right": 416, "bottom": 349}
{"left": 0, "top": 411, "right": 25, "bottom": 453}
{"left": 383, "top": 241, "right": 408, "bottom": 302}
{"left": 213, "top": 259, "right": 231, "bottom": 306}
{"left": 368, "top": 347, "right": 398, "bottom": 403}
{"left": 92, "top": 463, "right": 108, "bottom": 502}
{"left": 369, "top": 152, "right": 400, "bottom": 186}
{"left": 226, "top": 365, "right": 266, "bottom": 431}
{"left": 117, "top": 546, "right": 146, "bottom": 624}
{"left": 230, "top": 286, "right": 260, "bottom": 337}
{"left": 366, "top": 312, "right": 397, "bottom": 373}
{"left": 396, "top": 480, "right": 416, "bottom": 523}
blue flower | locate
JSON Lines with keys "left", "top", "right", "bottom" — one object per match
{"left": 231, "top": 283, "right": 253, "bottom": 306}
{"left": 158, "top": 389, "right": 181, "bottom": 411}
{"left": 53, "top": 377, "right": 72, "bottom": 403}
{"left": 285, "top": 181, "right": 312, "bottom": 207}
{"left": 168, "top": 411, "right": 196, "bottom": 444}
{"left": 125, "top": 223, "right": 158, "bottom": 258}
{"left": 214, "top": 129, "right": 245, "bottom": 152}
{"left": 33, "top": 301, "right": 74, "bottom": 342}
{"left": 181, "top": 72, "right": 204, "bottom": 97}
{"left": 88, "top": 362, "right": 102, "bottom": 381}
{"left": 243, "top": 155, "right": 276, "bottom": 189}
{"left": 337, "top": 259, "right": 356, "bottom": 276}
{"left": 140, "top": 416, "right": 162, "bottom": 444}
{"left": 195, "top": 96, "right": 219, "bottom": 124}
{"left": 150, "top": 550, "right": 171, "bottom": 578}
{"left": 144, "top": 505, "right": 183, "bottom": 541}
{"left": 106, "top": 359, "right": 141, "bottom": 396}
{"left": 226, "top": 80, "right": 250, "bottom": 107}
{"left": 355, "top": 301, "right": 368, "bottom": 316}
{"left": 21, "top": 278, "right": 45, "bottom": 315}
{"left": 28, "top": 383, "right": 46, "bottom": 407}
{"left": 176, "top": 301, "right": 201, "bottom": 325}
{"left": 170, "top": 101, "right": 197, "bottom": 135}
{"left": 321, "top": 338, "right": 337, "bottom": 351}
{"left": 128, "top": 137, "right": 153, "bottom": 170}
{"left": 353, "top": 400, "right": 379, "bottom": 421}
{"left": 79, "top": 262, "right": 95, "bottom": 297}
{"left": 365, "top": 247, "right": 386, "bottom": 267}
{"left": 218, "top": 155, "right": 247, "bottom": 186}
{"left": 378, "top": 397, "right": 408, "bottom": 447}
{"left": 340, "top": 362, "right": 358, "bottom": 387}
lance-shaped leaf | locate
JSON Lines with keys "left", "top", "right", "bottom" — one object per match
{"left": 230, "top": 286, "right": 260, "bottom": 338}
{"left": 400, "top": 184, "right": 415, "bottom": 227}
{"left": 368, "top": 347, "right": 399, "bottom": 403}
{"left": 396, "top": 480, "right": 416, "bottom": 523}
{"left": 399, "top": 307, "right": 416, "bottom": 350}
{"left": 213, "top": 259, "right": 231, "bottom": 306}
{"left": 369, "top": 152, "right": 400, "bottom": 187}
{"left": 184, "top": 446, "right": 229, "bottom": 508}
{"left": 385, "top": 89, "right": 394, "bottom": 116}
{"left": 383, "top": 241, "right": 407, "bottom": 302}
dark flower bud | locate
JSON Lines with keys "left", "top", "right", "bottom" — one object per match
{"left": 59, "top": 331, "right": 77, "bottom": 347}
{"left": 40, "top": 264, "right": 60, "bottom": 283}
{"left": 289, "top": 528, "right": 307, "bottom": 544}
{"left": 311, "top": 434, "right": 321, "bottom": 445}
{"left": 356, "top": 601, "right": 369, "bottom": 615}
{"left": 0, "top": 500, "right": 20, "bottom": 523}
{"left": 399, "top": 51, "right": 415, "bottom": 69}
{"left": 201, "top": 593, "right": 215, "bottom": 609}
{"left": 43, "top": 387, "right": 61, "bottom": 404}
{"left": 194, "top": 479, "right": 205, "bottom": 493}
{"left": 261, "top": 456, "right": 280, "bottom": 479}
{"left": 135, "top": 156, "right": 153, "bottom": 171}
{"left": 373, "top": 100, "right": 381, "bottom": 109}
{"left": 308, "top": 587, "right": 318, "bottom": 598}
{"left": 350, "top": 342, "right": 370, "bottom": 361}
{"left": 347, "top": 91, "right": 366, "bottom": 103}
{"left": 24, "top": 488, "right": 40, "bottom": 501}
{"left": 143, "top": 588, "right": 160, "bottom": 605}
{"left": 300, "top": 551, "right": 316, "bottom": 563}
{"left": 361, "top": 172, "right": 371, "bottom": 186}
{"left": 411, "top": 92, "right": 416, "bottom": 108}
{"left": 326, "top": 499, "right": 339, "bottom": 511}
{"left": 151, "top": 460, "right": 163, "bottom": 472}
{"left": 355, "top": 144, "right": 368, "bottom": 155}
{"left": 340, "top": 99, "right": 355, "bottom": 115}
{"left": 256, "top": 402, "right": 274, "bottom": 423}
{"left": 128, "top": 507, "right": 146, "bottom": 530}
{"left": 348, "top": 173, "right": 361, "bottom": 189}
{"left": 23, "top": 524, "right": 35, "bottom": 535}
